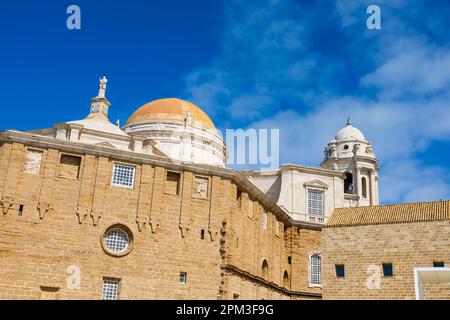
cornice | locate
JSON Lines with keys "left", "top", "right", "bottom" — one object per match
{"left": 0, "top": 130, "right": 325, "bottom": 228}
{"left": 223, "top": 264, "right": 322, "bottom": 298}
{"left": 281, "top": 163, "right": 342, "bottom": 177}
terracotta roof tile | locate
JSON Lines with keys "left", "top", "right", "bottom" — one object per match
{"left": 326, "top": 200, "right": 450, "bottom": 228}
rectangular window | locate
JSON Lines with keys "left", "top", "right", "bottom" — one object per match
{"left": 308, "top": 190, "right": 324, "bottom": 215}
{"left": 193, "top": 176, "right": 209, "bottom": 199}
{"left": 24, "top": 149, "right": 43, "bottom": 175}
{"left": 335, "top": 264, "right": 345, "bottom": 278}
{"left": 18, "top": 205, "right": 24, "bottom": 217}
{"left": 433, "top": 261, "right": 445, "bottom": 268}
{"left": 59, "top": 154, "right": 81, "bottom": 179}
{"left": 288, "top": 256, "right": 292, "bottom": 265}
{"left": 101, "top": 279, "right": 120, "bottom": 300}
{"left": 179, "top": 272, "right": 187, "bottom": 284}
{"left": 382, "top": 263, "right": 393, "bottom": 277}
{"left": 262, "top": 209, "right": 268, "bottom": 229}
{"left": 166, "top": 171, "right": 181, "bottom": 195}
{"left": 309, "top": 254, "right": 322, "bottom": 285}
{"left": 112, "top": 163, "right": 135, "bottom": 188}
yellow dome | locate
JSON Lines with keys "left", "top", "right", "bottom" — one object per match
{"left": 125, "top": 98, "right": 216, "bottom": 130}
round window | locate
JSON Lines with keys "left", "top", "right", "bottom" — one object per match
{"left": 343, "top": 144, "right": 349, "bottom": 150}
{"left": 104, "top": 227, "right": 130, "bottom": 253}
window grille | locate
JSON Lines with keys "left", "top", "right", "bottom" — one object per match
{"left": 112, "top": 164, "right": 135, "bottom": 188}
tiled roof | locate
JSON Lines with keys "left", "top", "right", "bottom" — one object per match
{"left": 125, "top": 98, "right": 216, "bottom": 130}
{"left": 326, "top": 200, "right": 450, "bottom": 228}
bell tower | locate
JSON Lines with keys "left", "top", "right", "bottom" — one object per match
{"left": 321, "top": 119, "right": 379, "bottom": 207}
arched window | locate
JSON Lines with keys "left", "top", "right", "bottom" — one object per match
{"left": 344, "top": 172, "right": 354, "bottom": 194}
{"left": 362, "top": 177, "right": 368, "bottom": 198}
{"left": 261, "top": 260, "right": 269, "bottom": 280}
{"left": 283, "top": 271, "right": 289, "bottom": 288}
{"left": 309, "top": 253, "right": 322, "bottom": 286}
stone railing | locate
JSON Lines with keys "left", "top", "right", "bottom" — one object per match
{"left": 291, "top": 212, "right": 328, "bottom": 225}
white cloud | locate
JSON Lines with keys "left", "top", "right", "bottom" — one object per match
{"left": 362, "top": 42, "right": 450, "bottom": 98}
{"left": 181, "top": 0, "right": 450, "bottom": 203}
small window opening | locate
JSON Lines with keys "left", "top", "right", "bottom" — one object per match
{"left": 179, "top": 272, "right": 187, "bottom": 284}
{"left": 18, "top": 205, "right": 24, "bottom": 217}
{"left": 335, "top": 264, "right": 345, "bottom": 278}
{"left": 382, "top": 263, "right": 393, "bottom": 277}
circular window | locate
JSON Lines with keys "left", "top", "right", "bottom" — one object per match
{"left": 102, "top": 225, "right": 133, "bottom": 256}
{"left": 343, "top": 144, "right": 349, "bottom": 150}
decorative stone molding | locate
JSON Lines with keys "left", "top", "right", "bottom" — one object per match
{"left": 90, "top": 209, "right": 102, "bottom": 226}
{"left": 37, "top": 202, "right": 54, "bottom": 220}
{"left": 178, "top": 224, "right": 190, "bottom": 238}
{"left": 303, "top": 180, "right": 329, "bottom": 190}
{"left": 135, "top": 215, "right": 148, "bottom": 232}
{"left": 1, "top": 197, "right": 15, "bottom": 215}
{"left": 223, "top": 264, "right": 322, "bottom": 299}
{"left": 208, "top": 226, "right": 217, "bottom": 242}
{"left": 76, "top": 207, "right": 90, "bottom": 224}
{"left": 218, "top": 219, "right": 227, "bottom": 298}
{"left": 94, "top": 142, "right": 117, "bottom": 149}
{"left": 149, "top": 219, "right": 160, "bottom": 233}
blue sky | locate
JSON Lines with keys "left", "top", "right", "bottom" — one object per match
{"left": 0, "top": 0, "right": 449, "bottom": 203}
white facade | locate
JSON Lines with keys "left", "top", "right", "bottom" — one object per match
{"left": 122, "top": 119, "right": 226, "bottom": 167}
{"left": 243, "top": 120, "right": 380, "bottom": 225}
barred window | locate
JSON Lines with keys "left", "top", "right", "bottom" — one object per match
{"left": 101, "top": 279, "right": 120, "bottom": 300}
{"left": 104, "top": 228, "right": 130, "bottom": 253}
{"left": 262, "top": 209, "right": 268, "bottom": 229}
{"left": 112, "top": 163, "right": 135, "bottom": 188}
{"left": 308, "top": 190, "right": 324, "bottom": 215}
{"left": 309, "top": 254, "right": 321, "bottom": 286}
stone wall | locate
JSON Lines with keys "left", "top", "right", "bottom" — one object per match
{"left": 322, "top": 221, "right": 450, "bottom": 300}
{"left": 0, "top": 140, "right": 322, "bottom": 300}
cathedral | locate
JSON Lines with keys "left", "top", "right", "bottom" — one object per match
{"left": 0, "top": 77, "right": 448, "bottom": 300}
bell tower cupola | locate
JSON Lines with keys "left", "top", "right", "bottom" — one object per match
{"left": 321, "top": 119, "right": 379, "bottom": 207}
